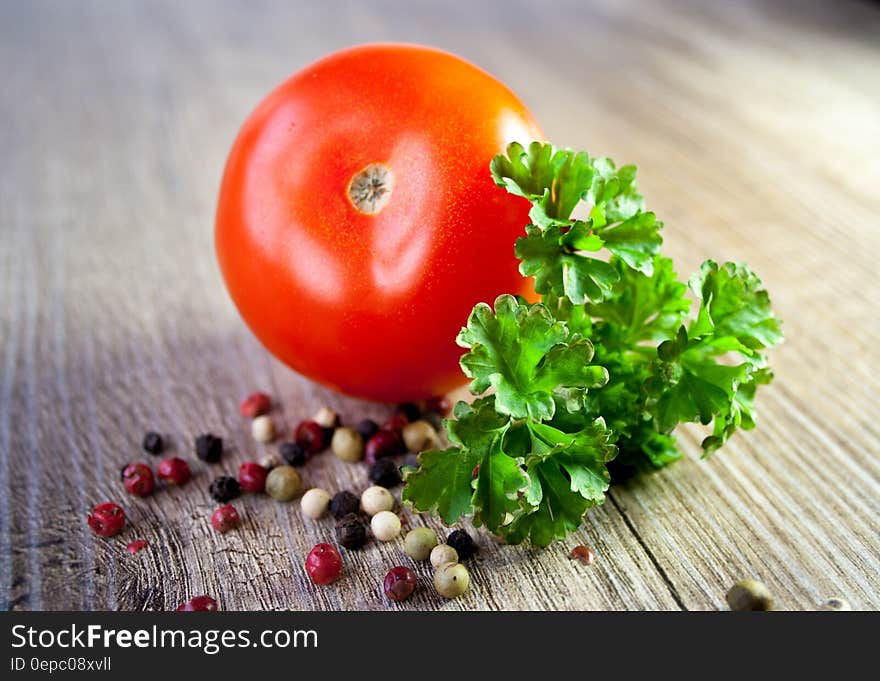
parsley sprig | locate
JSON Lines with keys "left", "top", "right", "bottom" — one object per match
{"left": 402, "top": 141, "right": 782, "bottom": 546}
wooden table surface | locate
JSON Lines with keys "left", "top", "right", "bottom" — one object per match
{"left": 1, "top": 0, "right": 878, "bottom": 611}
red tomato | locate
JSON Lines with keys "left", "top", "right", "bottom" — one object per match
{"left": 216, "top": 44, "right": 542, "bottom": 401}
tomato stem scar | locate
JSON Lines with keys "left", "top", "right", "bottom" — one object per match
{"left": 348, "top": 163, "right": 394, "bottom": 214}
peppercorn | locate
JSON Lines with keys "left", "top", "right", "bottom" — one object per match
{"left": 157, "top": 457, "right": 191, "bottom": 486}
{"left": 434, "top": 562, "right": 470, "bottom": 599}
{"left": 726, "top": 580, "right": 773, "bottom": 611}
{"left": 121, "top": 462, "right": 155, "bottom": 497}
{"left": 195, "top": 433, "right": 223, "bottom": 463}
{"left": 820, "top": 597, "right": 852, "bottom": 611}
{"left": 402, "top": 420, "right": 440, "bottom": 453}
{"left": 280, "top": 441, "right": 307, "bottom": 467}
{"left": 251, "top": 415, "right": 276, "bottom": 443}
{"left": 313, "top": 406, "right": 340, "bottom": 429}
{"left": 335, "top": 513, "right": 368, "bottom": 549}
{"left": 301, "top": 488, "right": 332, "bottom": 519}
{"left": 396, "top": 402, "right": 421, "bottom": 422}
{"left": 329, "top": 491, "right": 360, "bottom": 519}
{"left": 142, "top": 431, "right": 164, "bottom": 455}
{"left": 364, "top": 429, "right": 402, "bottom": 463}
{"left": 295, "top": 420, "right": 328, "bottom": 454}
{"left": 424, "top": 395, "right": 451, "bottom": 416}
{"left": 404, "top": 527, "right": 438, "bottom": 560}
{"left": 383, "top": 411, "right": 409, "bottom": 435}
{"left": 209, "top": 475, "right": 241, "bottom": 503}
{"left": 126, "top": 539, "right": 148, "bottom": 555}
{"left": 430, "top": 544, "right": 458, "bottom": 568}
{"left": 446, "top": 529, "right": 477, "bottom": 561}
{"left": 238, "top": 462, "right": 268, "bottom": 493}
{"left": 384, "top": 566, "right": 417, "bottom": 601}
{"left": 368, "top": 458, "right": 403, "bottom": 488}
{"left": 211, "top": 505, "right": 241, "bottom": 533}
{"left": 331, "top": 427, "right": 364, "bottom": 463}
{"left": 265, "top": 465, "right": 302, "bottom": 501}
{"left": 305, "top": 543, "right": 343, "bottom": 585}
{"left": 259, "top": 453, "right": 281, "bottom": 470}
{"left": 176, "top": 595, "right": 218, "bottom": 611}
{"left": 371, "top": 510, "right": 401, "bottom": 541}
{"left": 240, "top": 391, "right": 271, "bottom": 418}
{"left": 568, "top": 545, "right": 596, "bottom": 565}
{"left": 87, "top": 502, "right": 126, "bottom": 537}
{"left": 361, "top": 485, "right": 394, "bottom": 516}
{"left": 356, "top": 418, "right": 379, "bottom": 440}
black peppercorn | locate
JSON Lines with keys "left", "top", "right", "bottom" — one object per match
{"left": 356, "top": 418, "right": 379, "bottom": 440}
{"left": 369, "top": 458, "right": 403, "bottom": 488}
{"left": 195, "top": 433, "right": 223, "bottom": 463}
{"left": 280, "top": 441, "right": 307, "bottom": 467}
{"left": 142, "top": 431, "right": 164, "bottom": 455}
{"left": 396, "top": 402, "right": 421, "bottom": 422}
{"left": 446, "top": 529, "right": 477, "bottom": 561}
{"left": 335, "top": 513, "right": 367, "bottom": 550}
{"left": 209, "top": 476, "right": 241, "bottom": 503}
{"left": 329, "top": 490, "right": 360, "bottom": 519}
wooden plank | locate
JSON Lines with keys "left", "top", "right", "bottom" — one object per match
{"left": 0, "top": 0, "right": 878, "bottom": 611}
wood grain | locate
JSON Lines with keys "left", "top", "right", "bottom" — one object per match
{"left": 1, "top": 0, "right": 878, "bottom": 611}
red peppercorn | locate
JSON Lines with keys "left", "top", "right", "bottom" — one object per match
{"left": 211, "top": 505, "right": 241, "bottom": 533}
{"left": 568, "top": 545, "right": 596, "bottom": 565}
{"left": 87, "top": 502, "right": 126, "bottom": 537}
{"left": 383, "top": 411, "right": 409, "bottom": 435}
{"left": 238, "top": 462, "right": 268, "bottom": 493}
{"left": 126, "top": 539, "right": 148, "bottom": 555}
{"left": 240, "top": 391, "right": 271, "bottom": 418}
{"left": 121, "top": 462, "right": 155, "bottom": 497}
{"left": 305, "top": 543, "right": 343, "bottom": 585}
{"left": 176, "top": 595, "right": 218, "bottom": 611}
{"left": 384, "top": 566, "right": 417, "bottom": 601}
{"left": 364, "top": 429, "right": 403, "bottom": 464}
{"left": 295, "top": 420, "right": 328, "bottom": 455}
{"left": 157, "top": 457, "right": 191, "bottom": 486}
{"left": 424, "top": 395, "right": 452, "bottom": 416}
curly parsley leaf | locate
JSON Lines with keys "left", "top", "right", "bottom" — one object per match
{"left": 500, "top": 418, "right": 616, "bottom": 547}
{"left": 458, "top": 295, "right": 608, "bottom": 420}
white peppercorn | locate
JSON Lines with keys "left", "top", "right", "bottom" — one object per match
{"left": 360, "top": 485, "right": 394, "bottom": 516}
{"left": 313, "top": 406, "right": 339, "bottom": 429}
{"left": 332, "top": 427, "right": 364, "bottom": 463}
{"left": 430, "top": 544, "right": 458, "bottom": 568}
{"left": 402, "top": 420, "right": 440, "bottom": 453}
{"left": 251, "top": 415, "right": 276, "bottom": 443}
{"left": 726, "top": 580, "right": 773, "bottom": 611}
{"left": 820, "top": 597, "right": 851, "bottom": 611}
{"left": 370, "top": 510, "right": 401, "bottom": 541}
{"left": 301, "top": 488, "right": 331, "bottom": 519}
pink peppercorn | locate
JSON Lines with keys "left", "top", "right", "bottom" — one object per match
{"left": 238, "top": 462, "right": 268, "bottom": 493}
{"left": 295, "top": 420, "right": 328, "bottom": 455}
{"left": 157, "top": 457, "right": 191, "bottom": 486}
{"left": 87, "top": 502, "right": 126, "bottom": 537}
{"left": 176, "top": 595, "right": 218, "bottom": 611}
{"left": 121, "top": 462, "right": 155, "bottom": 497}
{"left": 240, "top": 392, "right": 271, "bottom": 418}
{"left": 211, "top": 505, "right": 241, "bottom": 533}
{"left": 364, "top": 429, "right": 403, "bottom": 464}
{"left": 384, "top": 566, "right": 417, "bottom": 601}
{"left": 126, "top": 539, "right": 148, "bottom": 555}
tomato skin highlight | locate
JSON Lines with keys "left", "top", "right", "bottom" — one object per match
{"left": 216, "top": 44, "right": 543, "bottom": 401}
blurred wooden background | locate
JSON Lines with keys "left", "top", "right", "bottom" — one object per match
{"left": 1, "top": 0, "right": 878, "bottom": 611}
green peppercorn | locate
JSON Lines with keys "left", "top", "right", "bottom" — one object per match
{"left": 726, "top": 580, "right": 773, "bottom": 611}
{"left": 404, "top": 527, "right": 438, "bottom": 561}
{"left": 434, "top": 562, "right": 469, "bottom": 599}
{"left": 265, "top": 465, "right": 302, "bottom": 501}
